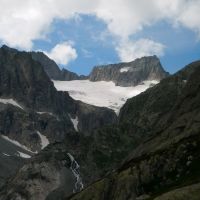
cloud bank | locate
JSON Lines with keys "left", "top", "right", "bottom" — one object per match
{"left": 116, "top": 39, "right": 165, "bottom": 62}
{"left": 0, "top": 0, "right": 199, "bottom": 61}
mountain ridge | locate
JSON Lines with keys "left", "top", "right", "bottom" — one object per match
{"left": 89, "top": 55, "right": 169, "bottom": 86}
{"left": 30, "top": 49, "right": 169, "bottom": 87}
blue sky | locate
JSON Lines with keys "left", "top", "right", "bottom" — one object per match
{"left": 33, "top": 15, "right": 119, "bottom": 75}
{"left": 0, "top": 0, "right": 199, "bottom": 75}
{"left": 34, "top": 15, "right": 200, "bottom": 75}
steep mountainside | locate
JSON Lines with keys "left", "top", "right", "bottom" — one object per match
{"left": 89, "top": 56, "right": 169, "bottom": 86}
{"left": 67, "top": 60, "right": 200, "bottom": 200}
{"left": 31, "top": 51, "right": 87, "bottom": 81}
{"left": 0, "top": 45, "right": 116, "bottom": 191}
{"left": 0, "top": 45, "right": 116, "bottom": 144}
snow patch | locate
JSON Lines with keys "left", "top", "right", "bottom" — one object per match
{"left": 2, "top": 152, "right": 10, "bottom": 157}
{"left": 1, "top": 135, "right": 36, "bottom": 153}
{"left": 120, "top": 67, "right": 131, "bottom": 72}
{"left": 37, "top": 131, "right": 49, "bottom": 149}
{"left": 17, "top": 151, "right": 31, "bottom": 159}
{"left": 53, "top": 80, "right": 159, "bottom": 113}
{"left": 0, "top": 98, "right": 23, "bottom": 110}
{"left": 67, "top": 153, "right": 84, "bottom": 193}
{"left": 69, "top": 116, "right": 79, "bottom": 132}
{"left": 37, "top": 111, "right": 60, "bottom": 121}
{"left": 37, "top": 112, "right": 53, "bottom": 116}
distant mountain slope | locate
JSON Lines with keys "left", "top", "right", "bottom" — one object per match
{"left": 32, "top": 51, "right": 168, "bottom": 87}
{"left": 89, "top": 55, "right": 169, "bottom": 86}
{"left": 31, "top": 51, "right": 87, "bottom": 81}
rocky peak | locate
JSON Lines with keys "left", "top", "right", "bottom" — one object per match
{"left": 31, "top": 51, "right": 87, "bottom": 81}
{"left": 89, "top": 56, "right": 169, "bottom": 86}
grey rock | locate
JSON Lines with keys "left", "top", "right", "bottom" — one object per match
{"left": 89, "top": 56, "right": 169, "bottom": 86}
{"left": 0, "top": 144, "right": 76, "bottom": 200}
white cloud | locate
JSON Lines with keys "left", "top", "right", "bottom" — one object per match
{"left": 0, "top": 0, "right": 199, "bottom": 54}
{"left": 116, "top": 39, "right": 165, "bottom": 62}
{"left": 177, "top": 0, "right": 200, "bottom": 38}
{"left": 44, "top": 42, "right": 77, "bottom": 65}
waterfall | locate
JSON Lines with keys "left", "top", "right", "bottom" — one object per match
{"left": 67, "top": 153, "right": 84, "bottom": 193}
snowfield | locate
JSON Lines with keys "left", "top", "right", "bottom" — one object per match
{"left": 69, "top": 115, "right": 79, "bottom": 132}
{"left": 17, "top": 151, "right": 31, "bottom": 159}
{"left": 120, "top": 67, "right": 131, "bottom": 72}
{"left": 37, "top": 131, "right": 50, "bottom": 149}
{"left": 0, "top": 98, "right": 23, "bottom": 110}
{"left": 53, "top": 80, "right": 158, "bottom": 113}
{"left": 1, "top": 135, "right": 36, "bottom": 153}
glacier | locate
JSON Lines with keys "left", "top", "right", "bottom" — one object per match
{"left": 53, "top": 80, "right": 158, "bottom": 113}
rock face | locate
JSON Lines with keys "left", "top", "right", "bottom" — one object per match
{"left": 89, "top": 56, "right": 169, "bottom": 86}
{"left": 31, "top": 51, "right": 87, "bottom": 81}
{"left": 0, "top": 143, "right": 77, "bottom": 200}
{"left": 0, "top": 45, "right": 117, "bottom": 153}
{"left": 67, "top": 60, "right": 200, "bottom": 200}
{"left": 0, "top": 134, "right": 32, "bottom": 189}
{"left": 0, "top": 45, "right": 116, "bottom": 194}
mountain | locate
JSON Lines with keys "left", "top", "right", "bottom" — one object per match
{"left": 0, "top": 45, "right": 199, "bottom": 200}
{"left": 89, "top": 55, "right": 169, "bottom": 86}
{"left": 1, "top": 59, "right": 199, "bottom": 200}
{"left": 31, "top": 51, "right": 87, "bottom": 81}
{"left": 32, "top": 51, "right": 168, "bottom": 87}
{"left": 67, "top": 60, "right": 200, "bottom": 200}
{"left": 31, "top": 51, "right": 169, "bottom": 113}
{"left": 0, "top": 45, "right": 116, "bottom": 142}
{"left": 0, "top": 45, "right": 116, "bottom": 192}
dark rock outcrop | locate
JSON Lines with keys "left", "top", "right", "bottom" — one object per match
{"left": 0, "top": 143, "right": 77, "bottom": 200}
{"left": 0, "top": 134, "right": 32, "bottom": 190}
{"left": 89, "top": 56, "right": 169, "bottom": 86}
